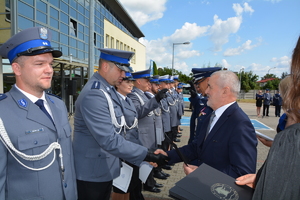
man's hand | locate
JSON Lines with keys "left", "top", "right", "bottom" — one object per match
{"left": 183, "top": 163, "right": 198, "bottom": 175}
{"left": 155, "top": 88, "right": 168, "bottom": 102}
{"left": 235, "top": 174, "right": 256, "bottom": 188}
{"left": 154, "top": 149, "right": 167, "bottom": 156}
{"left": 144, "top": 151, "right": 170, "bottom": 167}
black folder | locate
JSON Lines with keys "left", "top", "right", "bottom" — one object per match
{"left": 169, "top": 163, "right": 254, "bottom": 200}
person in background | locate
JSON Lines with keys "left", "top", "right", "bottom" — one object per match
{"left": 262, "top": 89, "right": 272, "bottom": 117}
{"left": 236, "top": 36, "right": 300, "bottom": 200}
{"left": 255, "top": 90, "right": 263, "bottom": 117}
{"left": 273, "top": 90, "right": 282, "bottom": 117}
{"left": 0, "top": 27, "right": 77, "bottom": 200}
{"left": 257, "top": 75, "right": 291, "bottom": 147}
{"left": 156, "top": 70, "right": 257, "bottom": 179}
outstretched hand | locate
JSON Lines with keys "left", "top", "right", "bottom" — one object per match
{"left": 144, "top": 150, "right": 170, "bottom": 167}
{"left": 235, "top": 174, "right": 256, "bottom": 188}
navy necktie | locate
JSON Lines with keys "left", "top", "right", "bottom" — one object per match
{"left": 125, "top": 97, "right": 130, "bottom": 105}
{"left": 35, "top": 99, "right": 54, "bottom": 123}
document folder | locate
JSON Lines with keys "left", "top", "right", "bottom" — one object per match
{"left": 169, "top": 163, "right": 254, "bottom": 200}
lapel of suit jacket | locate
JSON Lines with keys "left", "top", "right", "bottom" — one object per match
{"left": 9, "top": 86, "right": 56, "bottom": 131}
{"left": 202, "top": 102, "right": 238, "bottom": 149}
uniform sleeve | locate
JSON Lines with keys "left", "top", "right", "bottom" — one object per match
{"left": 78, "top": 89, "right": 148, "bottom": 166}
{"left": 0, "top": 138, "right": 7, "bottom": 199}
{"left": 127, "top": 93, "right": 159, "bottom": 119}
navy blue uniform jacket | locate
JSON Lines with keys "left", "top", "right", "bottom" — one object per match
{"left": 168, "top": 102, "right": 257, "bottom": 178}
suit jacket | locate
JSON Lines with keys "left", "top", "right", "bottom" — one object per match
{"left": 73, "top": 73, "right": 147, "bottom": 183}
{"left": 0, "top": 86, "right": 77, "bottom": 200}
{"left": 168, "top": 102, "right": 257, "bottom": 178}
{"left": 127, "top": 87, "right": 159, "bottom": 150}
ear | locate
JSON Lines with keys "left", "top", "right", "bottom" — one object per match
{"left": 12, "top": 62, "right": 22, "bottom": 76}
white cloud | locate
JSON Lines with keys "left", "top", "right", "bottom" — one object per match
{"left": 209, "top": 3, "right": 254, "bottom": 52}
{"left": 209, "top": 15, "right": 242, "bottom": 52}
{"left": 221, "top": 59, "right": 231, "bottom": 69}
{"left": 223, "top": 39, "right": 261, "bottom": 56}
{"left": 270, "top": 56, "right": 290, "bottom": 68}
{"left": 139, "top": 23, "right": 208, "bottom": 69}
{"left": 264, "top": 0, "right": 282, "bottom": 3}
{"left": 118, "top": 0, "right": 167, "bottom": 27}
{"left": 170, "top": 22, "right": 209, "bottom": 42}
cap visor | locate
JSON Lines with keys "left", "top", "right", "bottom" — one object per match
{"left": 115, "top": 63, "right": 132, "bottom": 72}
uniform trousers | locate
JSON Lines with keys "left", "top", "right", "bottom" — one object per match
{"left": 263, "top": 104, "right": 269, "bottom": 116}
{"left": 77, "top": 179, "right": 112, "bottom": 200}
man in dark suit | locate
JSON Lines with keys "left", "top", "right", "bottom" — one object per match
{"left": 156, "top": 70, "right": 257, "bottom": 179}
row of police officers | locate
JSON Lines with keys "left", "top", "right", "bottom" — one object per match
{"left": 0, "top": 27, "right": 185, "bottom": 200}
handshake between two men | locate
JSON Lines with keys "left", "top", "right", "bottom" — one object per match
{"left": 144, "top": 149, "right": 199, "bottom": 176}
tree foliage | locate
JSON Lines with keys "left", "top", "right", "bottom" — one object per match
{"left": 238, "top": 71, "right": 260, "bottom": 92}
{"left": 152, "top": 61, "right": 158, "bottom": 75}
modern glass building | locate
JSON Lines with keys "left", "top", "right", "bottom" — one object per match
{"left": 0, "top": 0, "right": 146, "bottom": 111}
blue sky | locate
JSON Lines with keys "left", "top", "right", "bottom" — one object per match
{"left": 119, "top": 0, "right": 300, "bottom": 79}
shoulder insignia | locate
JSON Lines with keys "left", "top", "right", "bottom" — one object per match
{"left": 0, "top": 94, "right": 7, "bottom": 101}
{"left": 91, "top": 81, "right": 101, "bottom": 89}
{"left": 46, "top": 93, "right": 62, "bottom": 100}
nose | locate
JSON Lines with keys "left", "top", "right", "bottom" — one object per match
{"left": 121, "top": 70, "right": 125, "bottom": 77}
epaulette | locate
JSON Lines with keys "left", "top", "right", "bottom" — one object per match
{"left": 0, "top": 94, "right": 7, "bottom": 101}
{"left": 91, "top": 81, "right": 101, "bottom": 89}
{"left": 46, "top": 92, "right": 62, "bottom": 100}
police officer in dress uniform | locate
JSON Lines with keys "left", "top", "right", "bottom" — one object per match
{"left": 73, "top": 49, "right": 169, "bottom": 200}
{"left": 147, "top": 76, "right": 170, "bottom": 180}
{"left": 127, "top": 70, "right": 168, "bottom": 193}
{"left": 174, "top": 75, "right": 184, "bottom": 133}
{"left": 262, "top": 89, "right": 272, "bottom": 117}
{"left": 158, "top": 75, "right": 172, "bottom": 151}
{"left": 0, "top": 27, "right": 77, "bottom": 200}
{"left": 188, "top": 67, "right": 221, "bottom": 145}
{"left": 167, "top": 75, "right": 181, "bottom": 143}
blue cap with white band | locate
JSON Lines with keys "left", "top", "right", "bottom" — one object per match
{"left": 0, "top": 27, "right": 62, "bottom": 64}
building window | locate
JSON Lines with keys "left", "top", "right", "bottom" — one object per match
{"left": 106, "top": 34, "right": 109, "bottom": 47}
{"left": 111, "top": 37, "right": 114, "bottom": 48}
{"left": 116, "top": 40, "right": 119, "bottom": 49}
{"left": 124, "top": 44, "right": 126, "bottom": 51}
{"left": 70, "top": 18, "right": 77, "bottom": 37}
{"left": 120, "top": 42, "right": 123, "bottom": 50}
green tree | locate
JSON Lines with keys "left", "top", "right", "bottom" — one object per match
{"left": 152, "top": 61, "right": 158, "bottom": 75}
{"left": 238, "top": 71, "right": 259, "bottom": 92}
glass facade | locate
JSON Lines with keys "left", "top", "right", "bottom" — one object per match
{"left": 5, "top": 0, "right": 136, "bottom": 64}
{"left": 1, "top": 0, "right": 142, "bottom": 110}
